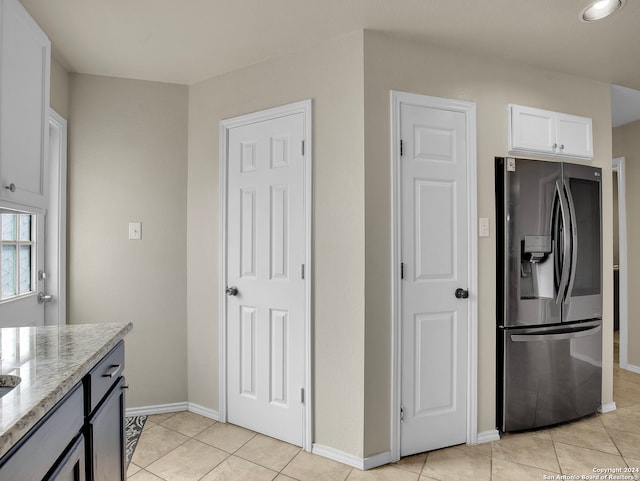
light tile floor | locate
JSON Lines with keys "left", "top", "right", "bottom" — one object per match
{"left": 129, "top": 345, "right": 640, "bottom": 481}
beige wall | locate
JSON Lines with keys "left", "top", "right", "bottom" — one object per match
{"left": 187, "top": 31, "right": 367, "bottom": 456}
{"left": 61, "top": 29, "right": 616, "bottom": 460}
{"left": 67, "top": 74, "right": 189, "bottom": 407}
{"left": 362, "top": 31, "right": 614, "bottom": 455}
{"left": 613, "top": 121, "right": 640, "bottom": 366}
{"left": 50, "top": 56, "right": 69, "bottom": 118}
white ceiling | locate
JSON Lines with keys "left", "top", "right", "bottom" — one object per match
{"left": 19, "top": 0, "right": 640, "bottom": 89}
{"left": 18, "top": 0, "right": 640, "bottom": 127}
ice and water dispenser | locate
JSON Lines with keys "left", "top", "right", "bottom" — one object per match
{"left": 520, "top": 234, "right": 554, "bottom": 299}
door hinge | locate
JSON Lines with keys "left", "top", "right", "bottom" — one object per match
{"left": 400, "top": 139, "right": 404, "bottom": 156}
{"left": 301, "top": 264, "right": 305, "bottom": 280}
{"left": 301, "top": 140, "right": 305, "bottom": 156}
{"left": 300, "top": 387, "right": 305, "bottom": 404}
{"left": 401, "top": 262, "right": 404, "bottom": 279}
{"left": 400, "top": 405, "right": 405, "bottom": 423}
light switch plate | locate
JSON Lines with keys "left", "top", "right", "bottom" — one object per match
{"left": 128, "top": 222, "right": 142, "bottom": 240}
{"left": 479, "top": 218, "right": 490, "bottom": 238}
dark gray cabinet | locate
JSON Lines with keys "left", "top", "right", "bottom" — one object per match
{"left": 85, "top": 340, "right": 126, "bottom": 481}
{"left": 0, "top": 341, "right": 126, "bottom": 481}
{"left": 45, "top": 435, "right": 86, "bottom": 481}
{"left": 0, "top": 384, "right": 84, "bottom": 481}
{"left": 87, "top": 378, "right": 125, "bottom": 481}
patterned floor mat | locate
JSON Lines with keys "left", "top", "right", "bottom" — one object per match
{"left": 125, "top": 415, "right": 147, "bottom": 467}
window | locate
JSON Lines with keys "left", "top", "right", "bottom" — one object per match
{"left": 1, "top": 213, "right": 35, "bottom": 300}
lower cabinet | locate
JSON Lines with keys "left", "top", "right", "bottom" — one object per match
{"left": 0, "top": 341, "right": 126, "bottom": 481}
{"left": 46, "top": 435, "right": 86, "bottom": 481}
{"left": 0, "top": 383, "right": 84, "bottom": 481}
{"left": 87, "top": 377, "right": 126, "bottom": 481}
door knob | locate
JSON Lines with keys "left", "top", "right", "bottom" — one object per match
{"left": 225, "top": 286, "right": 239, "bottom": 296}
{"left": 38, "top": 292, "right": 53, "bottom": 304}
{"left": 455, "top": 288, "right": 469, "bottom": 299}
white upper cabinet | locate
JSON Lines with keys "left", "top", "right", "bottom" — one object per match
{"left": 554, "top": 112, "right": 594, "bottom": 159}
{"left": 0, "top": 0, "right": 51, "bottom": 211}
{"left": 509, "top": 104, "right": 593, "bottom": 160}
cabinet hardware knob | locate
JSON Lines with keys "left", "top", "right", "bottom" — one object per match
{"left": 4, "top": 183, "right": 15, "bottom": 192}
{"left": 553, "top": 143, "right": 558, "bottom": 149}
{"left": 560, "top": 144, "right": 565, "bottom": 149}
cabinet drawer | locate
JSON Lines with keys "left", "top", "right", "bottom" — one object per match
{"left": 86, "top": 341, "right": 125, "bottom": 413}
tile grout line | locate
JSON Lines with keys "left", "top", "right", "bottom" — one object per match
{"left": 601, "top": 424, "right": 630, "bottom": 467}
{"left": 132, "top": 424, "right": 192, "bottom": 471}
{"left": 550, "top": 433, "right": 564, "bottom": 475}
{"left": 274, "top": 446, "right": 304, "bottom": 477}
{"left": 490, "top": 439, "right": 496, "bottom": 481}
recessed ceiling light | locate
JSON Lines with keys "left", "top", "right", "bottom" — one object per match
{"left": 580, "top": 0, "right": 626, "bottom": 21}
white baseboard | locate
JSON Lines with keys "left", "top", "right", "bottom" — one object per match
{"left": 476, "top": 430, "right": 501, "bottom": 444}
{"left": 311, "top": 444, "right": 392, "bottom": 471}
{"left": 363, "top": 451, "right": 394, "bottom": 470}
{"left": 187, "top": 403, "right": 220, "bottom": 421}
{"left": 126, "top": 402, "right": 188, "bottom": 417}
{"left": 599, "top": 402, "right": 617, "bottom": 414}
{"left": 312, "top": 444, "right": 364, "bottom": 470}
{"left": 125, "top": 402, "right": 219, "bottom": 421}
{"left": 624, "top": 363, "right": 640, "bottom": 375}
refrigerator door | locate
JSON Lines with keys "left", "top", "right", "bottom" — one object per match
{"left": 496, "top": 158, "right": 562, "bottom": 327}
{"left": 561, "top": 163, "right": 602, "bottom": 322}
{"left": 500, "top": 320, "right": 602, "bottom": 432}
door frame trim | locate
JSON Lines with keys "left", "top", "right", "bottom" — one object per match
{"left": 46, "top": 108, "right": 67, "bottom": 326}
{"left": 390, "top": 91, "right": 478, "bottom": 460}
{"left": 612, "top": 157, "right": 628, "bottom": 369}
{"left": 218, "top": 99, "right": 313, "bottom": 451}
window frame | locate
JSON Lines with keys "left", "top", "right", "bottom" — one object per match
{"left": 0, "top": 212, "right": 37, "bottom": 302}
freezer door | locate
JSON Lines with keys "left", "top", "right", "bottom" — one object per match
{"left": 501, "top": 320, "right": 602, "bottom": 432}
{"left": 497, "top": 158, "right": 562, "bottom": 327}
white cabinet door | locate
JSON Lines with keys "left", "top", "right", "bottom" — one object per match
{"left": 509, "top": 105, "right": 555, "bottom": 154}
{"left": 555, "top": 112, "right": 593, "bottom": 159}
{"left": 509, "top": 105, "right": 593, "bottom": 160}
{"left": 0, "top": 0, "right": 51, "bottom": 210}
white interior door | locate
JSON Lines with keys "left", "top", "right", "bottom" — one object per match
{"left": 225, "top": 111, "right": 306, "bottom": 446}
{"left": 399, "top": 100, "right": 471, "bottom": 456}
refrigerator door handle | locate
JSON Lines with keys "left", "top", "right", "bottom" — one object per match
{"left": 554, "top": 180, "right": 571, "bottom": 304}
{"left": 563, "top": 179, "right": 579, "bottom": 301}
{"left": 553, "top": 189, "right": 562, "bottom": 295}
{"left": 510, "top": 324, "right": 601, "bottom": 342}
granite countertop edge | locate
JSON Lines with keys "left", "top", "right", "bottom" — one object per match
{"left": 0, "top": 322, "right": 133, "bottom": 459}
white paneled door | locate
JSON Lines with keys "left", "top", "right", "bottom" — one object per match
{"left": 225, "top": 110, "right": 306, "bottom": 447}
{"left": 400, "top": 100, "right": 471, "bottom": 456}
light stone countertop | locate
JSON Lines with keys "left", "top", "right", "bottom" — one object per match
{"left": 0, "top": 322, "right": 133, "bottom": 458}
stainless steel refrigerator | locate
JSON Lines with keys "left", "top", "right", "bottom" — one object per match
{"left": 496, "top": 157, "right": 602, "bottom": 432}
